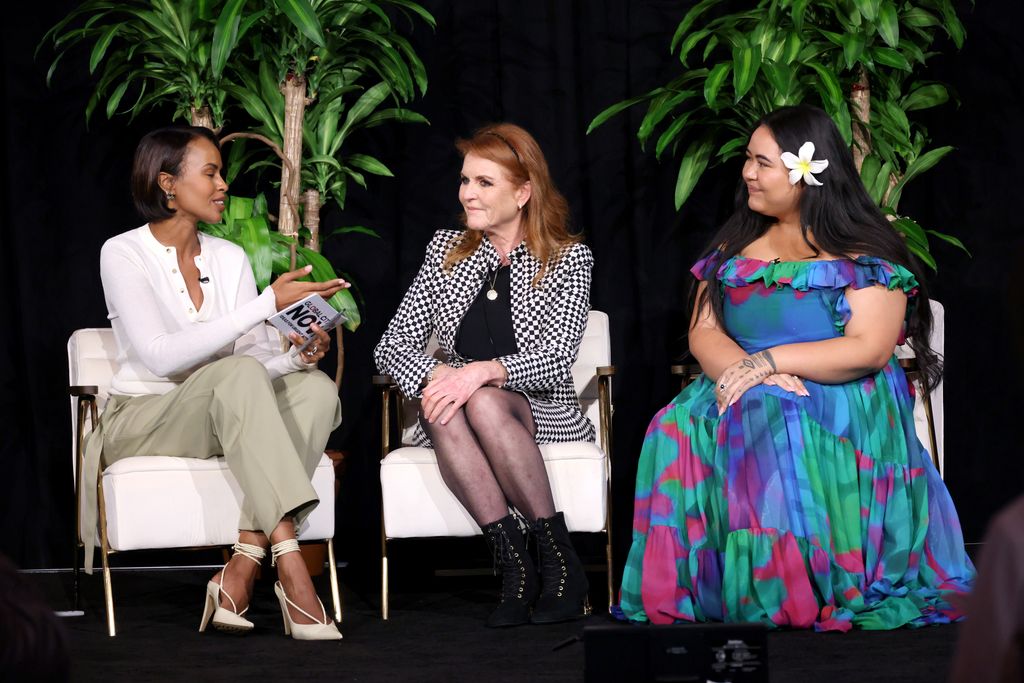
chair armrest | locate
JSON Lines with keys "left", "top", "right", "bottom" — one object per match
{"left": 69, "top": 385, "right": 99, "bottom": 397}
{"left": 897, "top": 358, "right": 917, "bottom": 371}
{"left": 372, "top": 374, "right": 396, "bottom": 387}
{"left": 670, "top": 363, "right": 702, "bottom": 377}
{"left": 596, "top": 365, "right": 615, "bottom": 377}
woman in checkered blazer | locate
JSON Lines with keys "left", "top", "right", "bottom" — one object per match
{"left": 375, "top": 123, "right": 594, "bottom": 627}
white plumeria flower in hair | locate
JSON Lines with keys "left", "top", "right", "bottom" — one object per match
{"left": 780, "top": 141, "right": 829, "bottom": 186}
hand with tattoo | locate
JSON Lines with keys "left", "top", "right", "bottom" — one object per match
{"left": 714, "top": 350, "right": 777, "bottom": 414}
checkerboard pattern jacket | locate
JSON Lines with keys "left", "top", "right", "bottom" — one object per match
{"left": 374, "top": 228, "right": 596, "bottom": 447}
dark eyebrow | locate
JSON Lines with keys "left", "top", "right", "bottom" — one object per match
{"left": 202, "top": 162, "right": 220, "bottom": 170}
{"left": 744, "top": 148, "right": 773, "bottom": 164}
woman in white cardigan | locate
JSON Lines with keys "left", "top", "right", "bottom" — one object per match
{"left": 85, "top": 126, "right": 345, "bottom": 640}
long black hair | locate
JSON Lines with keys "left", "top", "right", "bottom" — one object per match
{"left": 693, "top": 104, "right": 941, "bottom": 390}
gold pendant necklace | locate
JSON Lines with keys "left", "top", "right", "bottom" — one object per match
{"left": 486, "top": 264, "right": 507, "bottom": 301}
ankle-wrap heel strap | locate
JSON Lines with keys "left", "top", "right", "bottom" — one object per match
{"left": 232, "top": 542, "right": 266, "bottom": 565}
{"left": 270, "top": 539, "right": 301, "bottom": 567}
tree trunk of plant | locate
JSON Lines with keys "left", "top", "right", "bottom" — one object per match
{"left": 303, "top": 188, "right": 321, "bottom": 252}
{"left": 850, "top": 66, "right": 871, "bottom": 173}
{"left": 279, "top": 73, "right": 310, "bottom": 239}
{"left": 190, "top": 105, "right": 216, "bottom": 130}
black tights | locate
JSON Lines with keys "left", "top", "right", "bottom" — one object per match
{"left": 420, "top": 387, "right": 555, "bottom": 526}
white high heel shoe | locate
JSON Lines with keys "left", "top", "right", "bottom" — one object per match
{"left": 271, "top": 539, "right": 342, "bottom": 641}
{"left": 199, "top": 542, "right": 265, "bottom": 634}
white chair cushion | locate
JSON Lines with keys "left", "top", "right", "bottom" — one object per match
{"left": 101, "top": 454, "right": 335, "bottom": 551}
{"left": 380, "top": 442, "right": 607, "bottom": 539}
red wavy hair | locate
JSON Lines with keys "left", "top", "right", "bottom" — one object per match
{"left": 444, "top": 123, "right": 579, "bottom": 285}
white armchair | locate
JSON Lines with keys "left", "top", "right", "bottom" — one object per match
{"left": 68, "top": 328, "right": 341, "bottom": 636}
{"left": 374, "top": 310, "right": 615, "bottom": 619}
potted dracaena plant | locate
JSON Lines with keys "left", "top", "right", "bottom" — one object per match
{"left": 587, "top": 0, "right": 969, "bottom": 269}
{"left": 41, "top": 0, "right": 434, "bottom": 379}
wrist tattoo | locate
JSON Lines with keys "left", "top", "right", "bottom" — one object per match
{"left": 739, "top": 351, "right": 776, "bottom": 380}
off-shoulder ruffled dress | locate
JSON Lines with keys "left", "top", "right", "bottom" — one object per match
{"left": 618, "top": 253, "right": 975, "bottom": 631}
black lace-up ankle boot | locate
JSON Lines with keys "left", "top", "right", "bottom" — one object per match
{"left": 529, "top": 511, "right": 591, "bottom": 624}
{"left": 480, "top": 514, "right": 539, "bottom": 628}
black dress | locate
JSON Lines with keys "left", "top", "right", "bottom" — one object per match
{"left": 455, "top": 264, "right": 518, "bottom": 360}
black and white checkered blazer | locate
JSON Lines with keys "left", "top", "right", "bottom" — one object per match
{"left": 375, "top": 228, "right": 596, "bottom": 447}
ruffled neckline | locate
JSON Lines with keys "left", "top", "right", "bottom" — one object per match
{"left": 691, "top": 251, "right": 919, "bottom": 296}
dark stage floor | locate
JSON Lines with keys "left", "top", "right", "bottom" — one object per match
{"left": 25, "top": 567, "right": 960, "bottom": 682}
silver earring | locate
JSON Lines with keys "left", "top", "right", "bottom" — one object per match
{"left": 166, "top": 191, "right": 176, "bottom": 201}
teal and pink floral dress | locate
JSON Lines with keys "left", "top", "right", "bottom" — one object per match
{"left": 619, "top": 252, "right": 975, "bottom": 631}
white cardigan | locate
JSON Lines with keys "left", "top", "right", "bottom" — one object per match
{"left": 99, "top": 225, "right": 310, "bottom": 396}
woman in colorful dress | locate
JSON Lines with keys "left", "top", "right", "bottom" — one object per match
{"left": 619, "top": 105, "right": 974, "bottom": 631}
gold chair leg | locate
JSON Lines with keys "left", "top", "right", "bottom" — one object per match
{"left": 922, "top": 389, "right": 941, "bottom": 477}
{"left": 98, "top": 483, "right": 116, "bottom": 637}
{"left": 381, "top": 537, "right": 390, "bottom": 621}
{"left": 327, "top": 538, "right": 342, "bottom": 623}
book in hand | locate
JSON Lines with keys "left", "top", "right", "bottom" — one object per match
{"left": 267, "top": 294, "right": 347, "bottom": 350}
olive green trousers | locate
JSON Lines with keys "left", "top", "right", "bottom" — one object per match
{"left": 82, "top": 355, "right": 341, "bottom": 572}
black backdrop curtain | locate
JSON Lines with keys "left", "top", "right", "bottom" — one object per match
{"left": 2, "top": 1, "right": 1021, "bottom": 575}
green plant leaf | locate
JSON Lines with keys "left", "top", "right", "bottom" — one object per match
{"left": 360, "top": 108, "right": 429, "bottom": 129}
{"left": 211, "top": 0, "right": 247, "bottom": 78}
{"left": 892, "top": 216, "right": 929, "bottom": 251}
{"left": 346, "top": 153, "right": 394, "bottom": 177}
{"left": 296, "top": 246, "right": 361, "bottom": 330}
{"left": 939, "top": 3, "right": 966, "bottom": 49}
{"left": 88, "top": 24, "right": 119, "bottom": 74}
{"left": 807, "top": 62, "right": 842, "bottom": 113}
{"left": 703, "top": 62, "right": 731, "bottom": 110}
{"left": 791, "top": 0, "right": 811, "bottom": 33}
{"left": 670, "top": 0, "right": 723, "bottom": 52}
{"left": 638, "top": 89, "right": 692, "bottom": 146}
{"left": 902, "top": 83, "right": 949, "bottom": 111}
{"left": 273, "top": 0, "right": 327, "bottom": 47}
{"left": 901, "top": 7, "right": 940, "bottom": 28}
{"left": 654, "top": 111, "right": 693, "bottom": 160}
{"left": 306, "top": 153, "right": 344, "bottom": 171}
{"left": 841, "top": 32, "right": 865, "bottom": 70}
{"left": 731, "top": 44, "right": 761, "bottom": 102}
{"left": 105, "top": 79, "right": 131, "bottom": 118}
{"left": 325, "top": 225, "right": 381, "bottom": 239}
{"left": 716, "top": 134, "right": 747, "bottom": 159}
{"left": 329, "top": 178, "right": 347, "bottom": 211}
{"left": 926, "top": 229, "right": 970, "bottom": 255}
{"left": 674, "top": 135, "right": 715, "bottom": 209}
{"left": 851, "top": 0, "right": 879, "bottom": 22}
{"left": 779, "top": 31, "right": 802, "bottom": 64}
{"left": 859, "top": 154, "right": 881, "bottom": 189}
{"left": 761, "top": 62, "right": 793, "bottom": 98}
{"left": 834, "top": 101, "right": 853, "bottom": 146}
{"left": 336, "top": 81, "right": 390, "bottom": 145}
{"left": 871, "top": 47, "right": 911, "bottom": 70}
{"left": 887, "top": 145, "right": 953, "bottom": 207}
{"left": 877, "top": 0, "right": 899, "bottom": 47}
{"left": 228, "top": 195, "right": 255, "bottom": 221}
{"left": 868, "top": 161, "right": 893, "bottom": 205}
{"left": 381, "top": 0, "right": 437, "bottom": 30}
{"left": 677, "top": 28, "right": 710, "bottom": 66}
{"left": 586, "top": 94, "right": 651, "bottom": 134}
{"left": 909, "top": 242, "right": 937, "bottom": 271}
{"left": 237, "top": 215, "right": 274, "bottom": 290}
{"left": 344, "top": 167, "right": 367, "bottom": 189}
